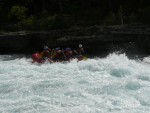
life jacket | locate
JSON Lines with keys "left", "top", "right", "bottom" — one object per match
{"left": 40, "top": 50, "right": 50, "bottom": 58}
{"left": 51, "top": 50, "right": 56, "bottom": 59}
{"left": 51, "top": 50, "right": 63, "bottom": 60}
{"left": 77, "top": 47, "right": 84, "bottom": 55}
{"left": 64, "top": 50, "right": 73, "bottom": 58}
{"left": 63, "top": 48, "right": 71, "bottom": 56}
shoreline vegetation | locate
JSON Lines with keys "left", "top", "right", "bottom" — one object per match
{"left": 0, "top": 0, "right": 150, "bottom": 56}
{"left": 0, "top": 0, "right": 150, "bottom": 32}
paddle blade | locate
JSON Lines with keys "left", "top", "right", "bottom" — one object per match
{"left": 82, "top": 56, "right": 88, "bottom": 60}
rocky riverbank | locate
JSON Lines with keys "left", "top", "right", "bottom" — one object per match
{"left": 0, "top": 25, "right": 150, "bottom": 56}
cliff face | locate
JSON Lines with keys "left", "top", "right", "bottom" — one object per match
{"left": 0, "top": 25, "right": 150, "bottom": 56}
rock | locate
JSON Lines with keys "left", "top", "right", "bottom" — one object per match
{"left": 0, "top": 25, "right": 150, "bottom": 56}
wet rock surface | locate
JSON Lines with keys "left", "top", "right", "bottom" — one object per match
{"left": 0, "top": 25, "right": 150, "bottom": 56}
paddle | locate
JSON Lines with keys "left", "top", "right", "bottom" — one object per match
{"left": 82, "top": 56, "right": 88, "bottom": 60}
{"left": 50, "top": 49, "right": 54, "bottom": 58}
{"left": 62, "top": 50, "right": 66, "bottom": 60}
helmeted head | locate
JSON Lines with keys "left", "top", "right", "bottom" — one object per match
{"left": 79, "top": 44, "right": 82, "bottom": 48}
{"left": 44, "top": 46, "right": 51, "bottom": 51}
{"left": 55, "top": 47, "right": 60, "bottom": 51}
{"left": 44, "top": 46, "right": 48, "bottom": 50}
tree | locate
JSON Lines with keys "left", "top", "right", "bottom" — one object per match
{"left": 8, "top": 5, "right": 27, "bottom": 22}
{"left": 119, "top": 5, "right": 124, "bottom": 25}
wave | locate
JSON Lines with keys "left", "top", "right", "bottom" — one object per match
{"left": 0, "top": 53, "right": 150, "bottom": 113}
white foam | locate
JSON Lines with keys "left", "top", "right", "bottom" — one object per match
{"left": 0, "top": 53, "right": 150, "bottom": 113}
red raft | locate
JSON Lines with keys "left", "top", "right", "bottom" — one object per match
{"left": 31, "top": 52, "right": 88, "bottom": 63}
{"left": 32, "top": 53, "right": 44, "bottom": 63}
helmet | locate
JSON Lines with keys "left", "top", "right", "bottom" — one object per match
{"left": 65, "top": 48, "right": 71, "bottom": 51}
{"left": 79, "top": 44, "right": 82, "bottom": 48}
{"left": 44, "top": 46, "right": 49, "bottom": 50}
{"left": 55, "top": 47, "right": 60, "bottom": 51}
{"left": 44, "top": 46, "right": 51, "bottom": 51}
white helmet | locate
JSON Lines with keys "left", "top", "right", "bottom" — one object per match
{"left": 79, "top": 44, "right": 82, "bottom": 48}
{"left": 44, "top": 46, "right": 49, "bottom": 50}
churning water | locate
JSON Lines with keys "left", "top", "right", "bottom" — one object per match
{"left": 0, "top": 53, "right": 150, "bottom": 113}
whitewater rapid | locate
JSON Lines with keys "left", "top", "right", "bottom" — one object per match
{"left": 0, "top": 53, "right": 150, "bottom": 113}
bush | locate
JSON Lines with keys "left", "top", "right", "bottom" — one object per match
{"left": 21, "top": 15, "right": 37, "bottom": 30}
{"left": 103, "top": 12, "right": 117, "bottom": 25}
{"left": 128, "top": 13, "right": 137, "bottom": 24}
{"left": 8, "top": 5, "right": 27, "bottom": 21}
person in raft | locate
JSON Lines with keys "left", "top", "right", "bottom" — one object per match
{"left": 40, "top": 45, "right": 53, "bottom": 62}
{"left": 51, "top": 47, "right": 64, "bottom": 62}
{"left": 73, "top": 44, "right": 84, "bottom": 61}
{"left": 63, "top": 47, "right": 73, "bottom": 61}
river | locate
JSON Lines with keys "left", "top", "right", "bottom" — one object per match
{"left": 0, "top": 53, "right": 150, "bottom": 113}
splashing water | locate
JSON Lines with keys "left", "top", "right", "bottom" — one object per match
{"left": 0, "top": 53, "right": 150, "bottom": 113}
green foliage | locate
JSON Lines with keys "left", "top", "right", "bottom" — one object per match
{"left": 49, "top": 14, "right": 69, "bottom": 29}
{"left": 103, "top": 12, "right": 117, "bottom": 25}
{"left": 128, "top": 13, "right": 137, "bottom": 24}
{"left": 8, "top": 5, "right": 27, "bottom": 21}
{"left": 36, "top": 15, "right": 52, "bottom": 30}
{"left": 1, "top": 0, "right": 150, "bottom": 31}
{"left": 21, "top": 15, "right": 36, "bottom": 29}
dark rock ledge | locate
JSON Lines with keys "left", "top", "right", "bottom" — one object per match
{"left": 0, "top": 25, "right": 150, "bottom": 56}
